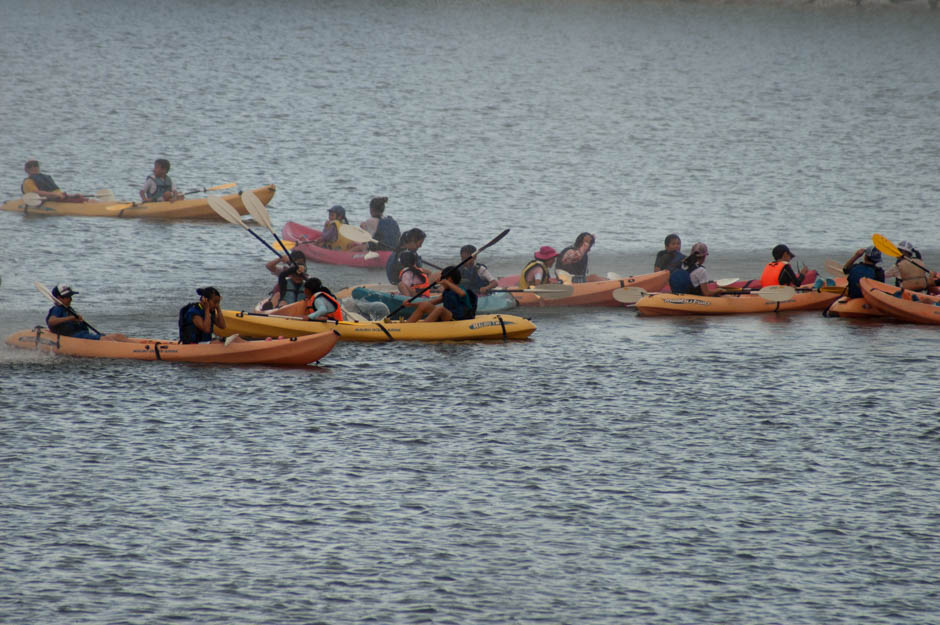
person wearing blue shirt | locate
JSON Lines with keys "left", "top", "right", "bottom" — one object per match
{"left": 46, "top": 285, "right": 126, "bottom": 341}
{"left": 843, "top": 246, "right": 886, "bottom": 299}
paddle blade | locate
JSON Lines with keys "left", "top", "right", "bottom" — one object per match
{"left": 34, "top": 281, "right": 61, "bottom": 305}
{"left": 715, "top": 278, "right": 740, "bottom": 287}
{"left": 242, "top": 190, "right": 274, "bottom": 230}
{"left": 363, "top": 251, "right": 380, "bottom": 260}
{"left": 555, "top": 269, "right": 573, "bottom": 285}
{"left": 95, "top": 189, "right": 116, "bottom": 202}
{"left": 338, "top": 223, "right": 377, "bottom": 244}
{"left": 476, "top": 228, "right": 510, "bottom": 255}
{"left": 606, "top": 272, "right": 622, "bottom": 280}
{"left": 23, "top": 193, "right": 42, "bottom": 207}
{"left": 613, "top": 286, "right": 649, "bottom": 304}
{"left": 756, "top": 285, "right": 796, "bottom": 302}
{"left": 208, "top": 196, "right": 246, "bottom": 226}
{"left": 530, "top": 284, "right": 574, "bottom": 300}
{"left": 872, "top": 233, "right": 902, "bottom": 258}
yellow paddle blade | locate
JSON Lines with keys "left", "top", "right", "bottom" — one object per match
{"left": 207, "top": 182, "right": 237, "bottom": 192}
{"left": 273, "top": 240, "right": 296, "bottom": 253}
{"left": 872, "top": 233, "right": 901, "bottom": 258}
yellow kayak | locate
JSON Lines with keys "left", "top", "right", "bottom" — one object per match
{"left": 1, "top": 184, "right": 275, "bottom": 219}
{"left": 217, "top": 309, "right": 536, "bottom": 342}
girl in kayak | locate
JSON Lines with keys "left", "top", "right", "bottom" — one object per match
{"left": 556, "top": 232, "right": 603, "bottom": 282}
{"left": 263, "top": 250, "right": 308, "bottom": 310}
{"left": 178, "top": 287, "right": 242, "bottom": 344}
{"left": 668, "top": 242, "right": 727, "bottom": 297}
{"left": 303, "top": 278, "right": 343, "bottom": 322}
{"left": 317, "top": 205, "right": 360, "bottom": 250}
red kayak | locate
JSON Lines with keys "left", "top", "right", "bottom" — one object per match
{"left": 281, "top": 221, "right": 392, "bottom": 268}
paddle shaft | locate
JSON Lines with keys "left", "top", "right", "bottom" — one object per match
{"left": 386, "top": 229, "right": 510, "bottom": 318}
{"left": 35, "top": 283, "right": 101, "bottom": 335}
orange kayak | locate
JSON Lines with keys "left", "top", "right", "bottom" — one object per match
{"left": 859, "top": 278, "right": 940, "bottom": 325}
{"left": 5, "top": 327, "right": 339, "bottom": 366}
{"left": 825, "top": 296, "right": 882, "bottom": 318}
{"left": 509, "top": 271, "right": 670, "bottom": 307}
{"left": 635, "top": 289, "right": 840, "bottom": 316}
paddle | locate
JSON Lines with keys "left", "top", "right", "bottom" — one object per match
{"left": 825, "top": 259, "right": 846, "bottom": 277}
{"left": 34, "top": 282, "right": 101, "bottom": 335}
{"left": 490, "top": 284, "right": 574, "bottom": 299}
{"left": 556, "top": 269, "right": 573, "bottom": 284}
{"left": 23, "top": 189, "right": 113, "bottom": 207}
{"left": 386, "top": 229, "right": 511, "bottom": 319}
{"left": 208, "top": 196, "right": 285, "bottom": 260}
{"left": 613, "top": 285, "right": 796, "bottom": 305}
{"left": 606, "top": 272, "right": 622, "bottom": 280}
{"left": 240, "top": 190, "right": 298, "bottom": 268}
{"left": 336, "top": 223, "right": 387, "bottom": 260}
{"left": 105, "top": 182, "right": 238, "bottom": 211}
{"left": 873, "top": 233, "right": 931, "bottom": 274}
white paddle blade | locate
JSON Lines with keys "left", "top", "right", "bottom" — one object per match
{"left": 207, "top": 196, "right": 245, "bottom": 226}
{"left": 242, "top": 190, "right": 274, "bottom": 230}
{"left": 612, "top": 286, "right": 649, "bottom": 304}
{"left": 34, "top": 281, "right": 61, "bottom": 305}
{"left": 363, "top": 251, "right": 380, "bottom": 260}
{"left": 555, "top": 269, "right": 573, "bottom": 285}
{"left": 757, "top": 285, "right": 796, "bottom": 302}
{"left": 715, "top": 278, "right": 740, "bottom": 287}
{"left": 96, "top": 189, "right": 116, "bottom": 202}
{"left": 824, "top": 259, "right": 846, "bottom": 277}
{"left": 338, "top": 223, "right": 376, "bottom": 244}
{"left": 606, "top": 272, "right": 622, "bottom": 280}
{"left": 23, "top": 193, "right": 42, "bottom": 207}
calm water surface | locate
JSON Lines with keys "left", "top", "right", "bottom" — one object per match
{"left": 2, "top": 1, "right": 940, "bottom": 623}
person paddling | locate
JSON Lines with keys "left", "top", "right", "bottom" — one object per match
{"left": 46, "top": 284, "right": 127, "bottom": 341}
{"left": 264, "top": 251, "right": 308, "bottom": 310}
{"left": 760, "top": 244, "right": 809, "bottom": 288}
{"left": 843, "top": 246, "right": 885, "bottom": 298}
{"left": 893, "top": 240, "right": 939, "bottom": 292}
{"left": 404, "top": 266, "right": 477, "bottom": 323}
{"left": 317, "top": 205, "right": 359, "bottom": 250}
{"left": 22, "top": 160, "right": 83, "bottom": 201}
{"left": 458, "top": 244, "right": 498, "bottom": 295}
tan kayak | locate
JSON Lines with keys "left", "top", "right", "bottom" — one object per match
{"left": 6, "top": 326, "right": 338, "bottom": 366}
{"left": 1, "top": 184, "right": 275, "bottom": 219}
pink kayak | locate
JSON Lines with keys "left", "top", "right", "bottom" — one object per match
{"left": 281, "top": 221, "right": 392, "bottom": 268}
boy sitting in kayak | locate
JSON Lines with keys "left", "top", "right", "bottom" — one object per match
{"left": 22, "top": 160, "right": 85, "bottom": 201}
{"left": 405, "top": 266, "right": 477, "bottom": 323}
{"left": 46, "top": 284, "right": 127, "bottom": 341}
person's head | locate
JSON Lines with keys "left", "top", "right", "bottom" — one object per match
{"left": 328, "top": 205, "right": 347, "bottom": 223}
{"left": 52, "top": 284, "right": 78, "bottom": 301}
{"left": 153, "top": 158, "right": 171, "bottom": 176}
{"left": 864, "top": 246, "right": 882, "bottom": 265}
{"left": 535, "top": 245, "right": 558, "bottom": 264}
{"left": 574, "top": 232, "right": 595, "bottom": 250}
{"left": 303, "top": 277, "right": 323, "bottom": 297}
{"left": 404, "top": 228, "right": 426, "bottom": 250}
{"left": 369, "top": 196, "right": 388, "bottom": 217}
{"left": 664, "top": 233, "right": 681, "bottom": 252}
{"left": 24, "top": 160, "right": 40, "bottom": 174}
{"left": 460, "top": 244, "right": 477, "bottom": 263}
{"left": 685, "top": 242, "right": 708, "bottom": 268}
{"left": 398, "top": 250, "right": 418, "bottom": 269}
{"left": 197, "top": 286, "right": 221, "bottom": 306}
{"left": 442, "top": 265, "right": 461, "bottom": 284}
{"left": 772, "top": 243, "right": 794, "bottom": 262}
{"left": 289, "top": 250, "right": 307, "bottom": 272}
{"left": 897, "top": 240, "right": 916, "bottom": 258}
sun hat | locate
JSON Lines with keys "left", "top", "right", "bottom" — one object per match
{"left": 534, "top": 245, "right": 558, "bottom": 261}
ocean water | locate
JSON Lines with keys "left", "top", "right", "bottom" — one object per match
{"left": 2, "top": 0, "right": 940, "bottom": 623}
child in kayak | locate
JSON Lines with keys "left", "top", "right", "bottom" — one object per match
{"left": 843, "top": 246, "right": 885, "bottom": 299}
{"left": 303, "top": 278, "right": 343, "bottom": 322}
{"left": 179, "top": 286, "right": 243, "bottom": 344}
{"left": 556, "top": 232, "right": 603, "bottom": 282}
{"left": 653, "top": 233, "right": 685, "bottom": 273}
{"left": 669, "top": 242, "right": 727, "bottom": 297}
{"left": 46, "top": 285, "right": 127, "bottom": 341}
{"left": 405, "top": 266, "right": 477, "bottom": 323}
{"left": 519, "top": 246, "right": 559, "bottom": 289}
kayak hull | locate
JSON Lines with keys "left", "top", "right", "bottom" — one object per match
{"left": 5, "top": 327, "right": 338, "bottom": 366}
{"left": 0, "top": 185, "right": 276, "bottom": 219}
{"left": 282, "top": 221, "right": 392, "bottom": 267}
{"left": 336, "top": 284, "right": 518, "bottom": 319}
{"left": 217, "top": 310, "right": 536, "bottom": 341}
{"left": 825, "top": 296, "right": 882, "bottom": 318}
{"left": 501, "top": 271, "right": 670, "bottom": 307}
{"left": 859, "top": 278, "right": 940, "bottom": 325}
{"left": 635, "top": 289, "right": 840, "bottom": 316}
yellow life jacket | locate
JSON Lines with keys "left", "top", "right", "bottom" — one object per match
{"left": 519, "top": 259, "right": 550, "bottom": 290}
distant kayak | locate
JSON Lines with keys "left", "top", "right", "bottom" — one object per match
{"left": 6, "top": 326, "right": 338, "bottom": 366}
{"left": 500, "top": 271, "right": 669, "bottom": 307}
{"left": 281, "top": 221, "right": 392, "bottom": 268}
{"left": 0, "top": 185, "right": 276, "bottom": 219}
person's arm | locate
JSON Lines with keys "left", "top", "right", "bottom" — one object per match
{"left": 191, "top": 303, "right": 213, "bottom": 334}
{"left": 47, "top": 309, "right": 81, "bottom": 329}
{"left": 778, "top": 264, "right": 805, "bottom": 287}
{"left": 266, "top": 255, "right": 289, "bottom": 275}
{"left": 399, "top": 271, "right": 417, "bottom": 296}
{"left": 477, "top": 266, "right": 498, "bottom": 294}
{"left": 440, "top": 278, "right": 465, "bottom": 298}
{"left": 843, "top": 248, "right": 865, "bottom": 274}
{"left": 307, "top": 296, "right": 338, "bottom": 320}
{"left": 653, "top": 251, "right": 666, "bottom": 272}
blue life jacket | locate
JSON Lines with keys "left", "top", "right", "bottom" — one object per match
{"left": 556, "top": 245, "right": 589, "bottom": 278}
{"left": 669, "top": 267, "right": 701, "bottom": 295}
{"left": 23, "top": 173, "right": 59, "bottom": 193}
{"left": 460, "top": 263, "right": 490, "bottom": 292}
{"left": 443, "top": 289, "right": 478, "bottom": 320}
{"left": 179, "top": 302, "right": 214, "bottom": 344}
{"left": 46, "top": 304, "right": 88, "bottom": 336}
{"left": 145, "top": 174, "right": 174, "bottom": 201}
{"left": 374, "top": 216, "right": 400, "bottom": 250}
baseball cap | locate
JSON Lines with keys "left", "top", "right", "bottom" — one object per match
{"left": 53, "top": 284, "right": 78, "bottom": 298}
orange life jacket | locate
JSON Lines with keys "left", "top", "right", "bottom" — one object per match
{"left": 305, "top": 291, "right": 343, "bottom": 322}
{"left": 399, "top": 266, "right": 431, "bottom": 296}
{"left": 760, "top": 261, "right": 787, "bottom": 287}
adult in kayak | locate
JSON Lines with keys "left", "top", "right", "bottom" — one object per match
{"left": 386, "top": 228, "right": 429, "bottom": 284}
{"left": 458, "top": 244, "right": 498, "bottom": 295}
{"left": 519, "top": 246, "right": 559, "bottom": 289}
{"left": 303, "top": 278, "right": 343, "bottom": 322}
{"left": 653, "top": 233, "right": 685, "bottom": 273}
{"left": 842, "top": 246, "right": 885, "bottom": 298}
{"left": 398, "top": 250, "right": 435, "bottom": 297}
{"left": 669, "top": 242, "right": 727, "bottom": 296}
{"left": 556, "top": 232, "right": 603, "bottom": 282}
{"left": 263, "top": 250, "right": 309, "bottom": 310}
{"left": 893, "top": 240, "right": 939, "bottom": 292}
{"left": 360, "top": 196, "right": 401, "bottom": 252}
{"left": 760, "top": 244, "right": 809, "bottom": 287}
{"left": 46, "top": 285, "right": 127, "bottom": 341}
{"left": 139, "top": 158, "right": 183, "bottom": 202}
{"left": 405, "top": 266, "right": 477, "bottom": 323}
{"left": 317, "top": 205, "right": 360, "bottom": 250}
{"left": 22, "top": 160, "right": 82, "bottom": 201}
{"left": 179, "top": 286, "right": 242, "bottom": 344}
